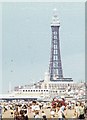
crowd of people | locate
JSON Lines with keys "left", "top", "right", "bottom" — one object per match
{"left": 0, "top": 99, "right": 87, "bottom": 120}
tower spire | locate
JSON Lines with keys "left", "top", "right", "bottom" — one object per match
{"left": 51, "top": 8, "right": 60, "bottom": 26}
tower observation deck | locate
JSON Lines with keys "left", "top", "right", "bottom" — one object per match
{"left": 49, "top": 9, "right": 73, "bottom": 82}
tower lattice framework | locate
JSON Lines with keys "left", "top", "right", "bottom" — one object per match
{"left": 49, "top": 9, "right": 63, "bottom": 81}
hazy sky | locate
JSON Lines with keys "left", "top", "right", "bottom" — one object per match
{"left": 1, "top": 2, "right": 85, "bottom": 93}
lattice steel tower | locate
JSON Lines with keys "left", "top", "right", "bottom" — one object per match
{"left": 49, "top": 9, "right": 63, "bottom": 81}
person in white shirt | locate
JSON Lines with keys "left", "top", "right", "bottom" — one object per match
{"left": 35, "top": 111, "right": 40, "bottom": 119}
{"left": 35, "top": 103, "right": 40, "bottom": 111}
{"left": 31, "top": 101, "right": 37, "bottom": 118}
{"left": 78, "top": 103, "right": 85, "bottom": 119}
{"left": 74, "top": 103, "right": 79, "bottom": 118}
{"left": 50, "top": 109, "right": 55, "bottom": 118}
{"left": 57, "top": 102, "right": 66, "bottom": 120}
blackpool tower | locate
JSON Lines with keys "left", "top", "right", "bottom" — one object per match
{"left": 49, "top": 9, "right": 73, "bottom": 82}
{"left": 49, "top": 9, "right": 63, "bottom": 81}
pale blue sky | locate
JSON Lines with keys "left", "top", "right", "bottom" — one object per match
{"left": 1, "top": 2, "right": 85, "bottom": 93}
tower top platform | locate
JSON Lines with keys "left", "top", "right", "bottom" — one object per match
{"left": 51, "top": 8, "right": 60, "bottom": 26}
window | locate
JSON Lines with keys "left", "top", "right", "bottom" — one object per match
{"left": 54, "top": 36, "right": 57, "bottom": 39}
{"left": 53, "top": 32, "right": 57, "bottom": 35}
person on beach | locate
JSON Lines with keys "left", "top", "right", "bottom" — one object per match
{"left": 57, "top": 102, "right": 66, "bottom": 120}
{"left": 41, "top": 110, "right": 47, "bottom": 120}
{"left": 24, "top": 110, "right": 28, "bottom": 120}
{"left": 19, "top": 110, "right": 25, "bottom": 120}
{"left": 78, "top": 102, "right": 85, "bottom": 119}
{"left": 31, "top": 101, "right": 36, "bottom": 118}
{"left": 74, "top": 103, "right": 79, "bottom": 118}
{"left": 14, "top": 107, "right": 20, "bottom": 120}
{"left": 50, "top": 108, "right": 55, "bottom": 118}
{"left": 35, "top": 111, "right": 40, "bottom": 119}
{"left": 10, "top": 108, "right": 14, "bottom": 118}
